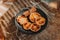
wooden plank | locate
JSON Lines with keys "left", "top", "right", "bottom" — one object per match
{"left": 17, "top": 0, "right": 25, "bottom": 7}
{"left": 25, "top": 0, "right": 32, "bottom": 7}
{"left": 2, "top": 14, "right": 10, "bottom": 23}
{"left": 5, "top": 13, "right": 11, "bottom": 20}
{"left": 12, "top": 3, "right": 19, "bottom": 13}
{"left": 0, "top": 20, "right": 7, "bottom": 37}
{"left": 9, "top": 6, "right": 17, "bottom": 15}
{"left": 21, "top": 0, "right": 29, "bottom": 7}
{"left": 7, "top": 9, "right": 14, "bottom": 17}
{"left": 14, "top": 2, "right": 21, "bottom": 10}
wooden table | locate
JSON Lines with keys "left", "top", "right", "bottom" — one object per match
{"left": 0, "top": 0, "right": 60, "bottom": 40}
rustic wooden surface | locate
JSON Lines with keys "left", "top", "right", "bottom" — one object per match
{"left": 0, "top": 0, "right": 60, "bottom": 40}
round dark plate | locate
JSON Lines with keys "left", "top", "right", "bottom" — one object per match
{"left": 15, "top": 7, "right": 48, "bottom": 34}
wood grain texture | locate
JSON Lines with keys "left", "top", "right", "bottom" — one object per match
{"left": 0, "top": 0, "right": 60, "bottom": 40}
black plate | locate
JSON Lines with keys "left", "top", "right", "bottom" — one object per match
{"left": 15, "top": 7, "right": 48, "bottom": 34}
